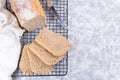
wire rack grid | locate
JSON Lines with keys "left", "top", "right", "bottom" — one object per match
{"left": 6, "top": 0, "right": 68, "bottom": 77}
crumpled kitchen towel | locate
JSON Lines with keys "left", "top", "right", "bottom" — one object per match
{"left": 0, "top": 0, "right": 24, "bottom": 80}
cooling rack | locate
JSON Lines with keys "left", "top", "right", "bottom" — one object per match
{"left": 6, "top": 0, "right": 68, "bottom": 76}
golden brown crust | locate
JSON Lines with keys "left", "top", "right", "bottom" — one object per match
{"left": 30, "top": 0, "right": 46, "bottom": 17}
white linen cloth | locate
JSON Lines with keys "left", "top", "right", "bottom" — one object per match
{"left": 0, "top": 1, "right": 24, "bottom": 80}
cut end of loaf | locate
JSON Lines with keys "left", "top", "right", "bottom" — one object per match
{"left": 22, "top": 15, "right": 46, "bottom": 31}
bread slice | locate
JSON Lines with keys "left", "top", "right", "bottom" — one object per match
{"left": 10, "top": 0, "right": 46, "bottom": 31}
{"left": 19, "top": 45, "right": 33, "bottom": 74}
{"left": 29, "top": 41, "right": 66, "bottom": 65}
{"left": 27, "top": 48, "right": 53, "bottom": 74}
{"left": 35, "top": 28, "right": 72, "bottom": 56}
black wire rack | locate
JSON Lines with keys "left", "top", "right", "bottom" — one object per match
{"left": 7, "top": 0, "right": 68, "bottom": 77}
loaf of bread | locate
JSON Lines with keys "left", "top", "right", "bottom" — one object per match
{"left": 10, "top": 0, "right": 46, "bottom": 31}
{"left": 29, "top": 41, "right": 66, "bottom": 65}
{"left": 19, "top": 45, "right": 33, "bottom": 74}
{"left": 27, "top": 48, "right": 53, "bottom": 74}
{"left": 35, "top": 28, "right": 72, "bottom": 56}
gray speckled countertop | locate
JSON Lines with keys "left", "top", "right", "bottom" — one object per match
{"left": 13, "top": 0, "right": 120, "bottom": 80}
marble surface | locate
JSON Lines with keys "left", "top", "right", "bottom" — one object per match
{"left": 13, "top": 0, "right": 120, "bottom": 80}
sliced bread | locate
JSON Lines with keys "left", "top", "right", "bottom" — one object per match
{"left": 35, "top": 28, "right": 72, "bottom": 56}
{"left": 19, "top": 45, "right": 33, "bottom": 74}
{"left": 29, "top": 41, "right": 66, "bottom": 65}
{"left": 27, "top": 48, "right": 53, "bottom": 74}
